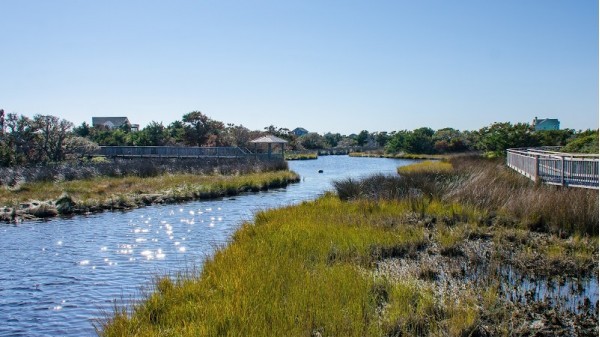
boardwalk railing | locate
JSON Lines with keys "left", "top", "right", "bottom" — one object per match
{"left": 99, "top": 146, "right": 282, "bottom": 159}
{"left": 506, "top": 147, "right": 599, "bottom": 189}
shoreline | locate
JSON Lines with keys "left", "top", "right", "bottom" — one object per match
{"left": 0, "top": 170, "right": 300, "bottom": 223}
{"left": 99, "top": 194, "right": 599, "bottom": 336}
{"left": 98, "top": 156, "right": 599, "bottom": 336}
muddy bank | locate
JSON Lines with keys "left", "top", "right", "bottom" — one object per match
{"left": 374, "top": 216, "right": 599, "bottom": 337}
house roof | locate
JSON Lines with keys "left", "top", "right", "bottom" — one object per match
{"left": 535, "top": 118, "right": 559, "bottom": 125}
{"left": 92, "top": 117, "right": 130, "bottom": 127}
{"left": 250, "top": 135, "right": 289, "bottom": 144}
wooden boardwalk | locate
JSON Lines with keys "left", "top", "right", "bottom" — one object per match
{"left": 506, "top": 147, "right": 599, "bottom": 189}
{"left": 99, "top": 146, "right": 283, "bottom": 159}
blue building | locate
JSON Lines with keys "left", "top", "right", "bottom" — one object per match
{"left": 532, "top": 117, "right": 560, "bottom": 131}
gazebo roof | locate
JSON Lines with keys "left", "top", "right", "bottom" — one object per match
{"left": 250, "top": 135, "right": 288, "bottom": 144}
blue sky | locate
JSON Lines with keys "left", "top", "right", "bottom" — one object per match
{"left": 1, "top": 0, "right": 598, "bottom": 134}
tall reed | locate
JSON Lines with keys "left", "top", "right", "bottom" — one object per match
{"left": 335, "top": 156, "right": 598, "bottom": 236}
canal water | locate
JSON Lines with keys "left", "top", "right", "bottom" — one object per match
{"left": 0, "top": 156, "right": 412, "bottom": 337}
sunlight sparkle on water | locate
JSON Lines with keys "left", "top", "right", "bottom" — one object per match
{"left": 140, "top": 250, "right": 153, "bottom": 259}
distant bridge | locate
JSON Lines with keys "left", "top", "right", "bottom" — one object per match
{"left": 506, "top": 147, "right": 599, "bottom": 189}
{"left": 98, "top": 146, "right": 282, "bottom": 160}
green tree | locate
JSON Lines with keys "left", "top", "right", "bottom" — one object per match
{"left": 73, "top": 122, "right": 91, "bottom": 138}
{"left": 355, "top": 130, "right": 370, "bottom": 146}
{"left": 385, "top": 130, "right": 408, "bottom": 153}
{"left": 476, "top": 122, "right": 539, "bottom": 156}
{"left": 166, "top": 120, "right": 185, "bottom": 145}
{"left": 324, "top": 132, "right": 342, "bottom": 147}
{"left": 433, "top": 128, "right": 468, "bottom": 153}
{"left": 182, "top": 111, "right": 224, "bottom": 146}
{"left": 142, "top": 121, "right": 167, "bottom": 146}
{"left": 222, "top": 123, "right": 251, "bottom": 147}
{"left": 1, "top": 113, "right": 37, "bottom": 166}
{"left": 299, "top": 132, "right": 327, "bottom": 149}
{"left": 535, "top": 129, "right": 575, "bottom": 147}
{"left": 89, "top": 129, "right": 130, "bottom": 146}
{"left": 561, "top": 130, "right": 599, "bottom": 154}
{"left": 374, "top": 131, "right": 390, "bottom": 147}
{"left": 404, "top": 127, "right": 435, "bottom": 154}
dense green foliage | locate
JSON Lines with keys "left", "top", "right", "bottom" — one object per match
{"left": 561, "top": 130, "right": 599, "bottom": 154}
{"left": 2, "top": 106, "right": 596, "bottom": 168}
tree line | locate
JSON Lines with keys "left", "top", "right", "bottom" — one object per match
{"left": 1, "top": 108, "right": 597, "bottom": 167}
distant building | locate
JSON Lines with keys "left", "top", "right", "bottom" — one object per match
{"left": 532, "top": 117, "right": 560, "bottom": 131}
{"left": 292, "top": 127, "right": 309, "bottom": 137}
{"left": 92, "top": 117, "right": 139, "bottom": 131}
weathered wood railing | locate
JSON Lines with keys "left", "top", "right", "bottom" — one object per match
{"left": 99, "top": 146, "right": 282, "bottom": 159}
{"left": 506, "top": 147, "right": 599, "bottom": 189}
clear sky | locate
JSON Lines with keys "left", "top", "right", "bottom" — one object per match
{"left": 1, "top": 0, "right": 598, "bottom": 134}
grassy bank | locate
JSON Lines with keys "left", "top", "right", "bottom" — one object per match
{"left": 99, "top": 156, "right": 598, "bottom": 336}
{"left": 285, "top": 152, "right": 318, "bottom": 160}
{"left": 0, "top": 159, "right": 299, "bottom": 221}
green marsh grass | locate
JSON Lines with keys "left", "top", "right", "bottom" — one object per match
{"left": 396, "top": 160, "right": 452, "bottom": 175}
{"left": 285, "top": 152, "right": 318, "bottom": 160}
{"left": 100, "top": 195, "right": 491, "bottom": 337}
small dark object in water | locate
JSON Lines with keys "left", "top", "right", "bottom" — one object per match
{"left": 318, "top": 170, "right": 323, "bottom": 173}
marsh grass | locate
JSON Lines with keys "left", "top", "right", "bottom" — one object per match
{"left": 396, "top": 160, "right": 452, "bottom": 174}
{"left": 285, "top": 152, "right": 318, "bottom": 160}
{"left": 99, "top": 156, "right": 598, "bottom": 337}
{"left": 338, "top": 155, "right": 598, "bottom": 236}
{"left": 0, "top": 171, "right": 299, "bottom": 210}
{"left": 100, "top": 196, "right": 492, "bottom": 337}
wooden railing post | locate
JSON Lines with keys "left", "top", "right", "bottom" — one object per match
{"left": 561, "top": 156, "right": 565, "bottom": 187}
{"left": 534, "top": 155, "right": 539, "bottom": 183}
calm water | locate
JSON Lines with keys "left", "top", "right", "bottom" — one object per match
{"left": 0, "top": 156, "right": 412, "bottom": 337}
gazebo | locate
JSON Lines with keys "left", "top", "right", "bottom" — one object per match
{"left": 250, "top": 135, "right": 288, "bottom": 159}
